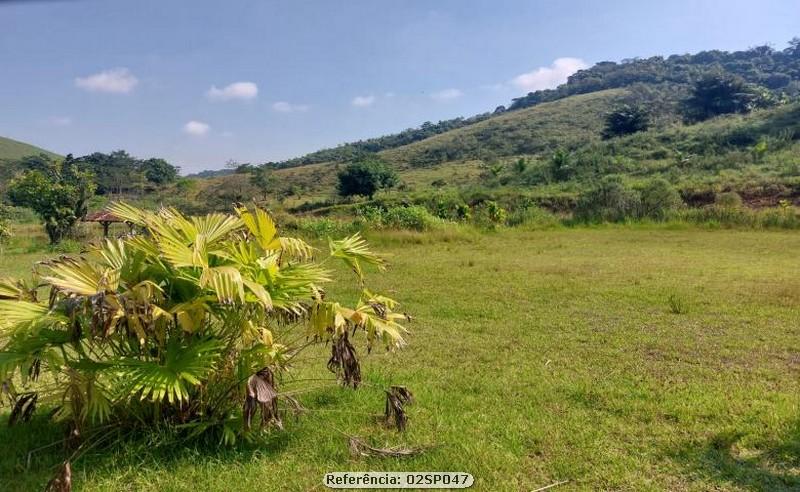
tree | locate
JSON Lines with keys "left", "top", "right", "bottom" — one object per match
{"left": 6, "top": 157, "right": 95, "bottom": 243}
{"left": 249, "top": 166, "right": 274, "bottom": 201}
{"left": 786, "top": 37, "right": 800, "bottom": 58}
{"left": 60, "top": 151, "right": 178, "bottom": 194}
{"left": 0, "top": 204, "right": 408, "bottom": 470}
{"left": 76, "top": 150, "right": 141, "bottom": 194}
{"left": 140, "top": 158, "right": 179, "bottom": 185}
{"left": 684, "top": 73, "right": 758, "bottom": 121}
{"left": 603, "top": 104, "right": 650, "bottom": 138}
{"left": 337, "top": 157, "right": 397, "bottom": 198}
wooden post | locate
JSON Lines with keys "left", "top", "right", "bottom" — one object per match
{"left": 102, "top": 221, "right": 110, "bottom": 238}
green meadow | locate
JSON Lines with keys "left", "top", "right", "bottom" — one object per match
{"left": 2, "top": 225, "right": 799, "bottom": 491}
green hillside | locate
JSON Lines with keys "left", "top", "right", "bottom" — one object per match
{"left": 0, "top": 135, "right": 59, "bottom": 161}
{"left": 381, "top": 89, "right": 625, "bottom": 168}
{"left": 254, "top": 88, "right": 799, "bottom": 214}
{"left": 263, "top": 38, "right": 799, "bottom": 171}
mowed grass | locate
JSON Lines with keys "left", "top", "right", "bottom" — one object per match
{"left": 2, "top": 227, "right": 800, "bottom": 491}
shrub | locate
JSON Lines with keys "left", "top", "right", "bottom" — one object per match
{"left": 603, "top": 104, "right": 650, "bottom": 138}
{"left": 356, "top": 205, "right": 440, "bottom": 231}
{"left": 383, "top": 205, "right": 439, "bottom": 231}
{"left": 355, "top": 204, "right": 386, "bottom": 225}
{"left": 550, "top": 149, "right": 573, "bottom": 182}
{"left": 506, "top": 206, "right": 559, "bottom": 228}
{"left": 425, "top": 191, "right": 468, "bottom": 221}
{"left": 574, "top": 176, "right": 641, "bottom": 223}
{"left": 0, "top": 204, "right": 408, "bottom": 456}
{"left": 715, "top": 191, "right": 743, "bottom": 208}
{"left": 473, "top": 200, "right": 507, "bottom": 228}
{"left": 46, "top": 238, "right": 82, "bottom": 254}
{"left": 455, "top": 204, "right": 472, "bottom": 222}
{"left": 639, "top": 178, "right": 683, "bottom": 220}
{"left": 0, "top": 205, "right": 12, "bottom": 245}
{"left": 294, "top": 217, "right": 359, "bottom": 238}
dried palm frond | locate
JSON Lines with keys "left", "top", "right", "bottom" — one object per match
{"left": 384, "top": 386, "right": 414, "bottom": 431}
{"left": 282, "top": 394, "right": 306, "bottom": 420}
{"left": 44, "top": 461, "right": 72, "bottom": 492}
{"left": 243, "top": 367, "right": 281, "bottom": 430}
{"left": 0, "top": 380, "right": 16, "bottom": 406}
{"left": 0, "top": 277, "right": 36, "bottom": 301}
{"left": 9, "top": 392, "right": 38, "bottom": 426}
{"left": 348, "top": 436, "right": 426, "bottom": 458}
{"left": 327, "top": 333, "right": 361, "bottom": 388}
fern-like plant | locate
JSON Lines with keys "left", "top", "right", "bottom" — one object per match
{"left": 0, "top": 203, "right": 407, "bottom": 445}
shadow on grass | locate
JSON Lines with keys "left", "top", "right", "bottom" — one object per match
{"left": 669, "top": 423, "right": 800, "bottom": 491}
{"left": 0, "top": 415, "right": 302, "bottom": 491}
{"left": 0, "top": 386, "right": 360, "bottom": 491}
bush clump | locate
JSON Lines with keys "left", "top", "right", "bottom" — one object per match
{"left": 638, "top": 178, "right": 683, "bottom": 220}
{"left": 357, "top": 205, "right": 440, "bottom": 231}
{"left": 473, "top": 200, "right": 508, "bottom": 228}
{"left": 574, "top": 176, "right": 641, "bottom": 223}
{"left": 0, "top": 203, "right": 408, "bottom": 454}
{"left": 575, "top": 177, "right": 683, "bottom": 223}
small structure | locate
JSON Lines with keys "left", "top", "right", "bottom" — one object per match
{"left": 83, "top": 210, "right": 127, "bottom": 238}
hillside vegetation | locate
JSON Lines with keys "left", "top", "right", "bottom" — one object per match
{"left": 0, "top": 136, "right": 59, "bottom": 162}
{"left": 245, "top": 91, "right": 799, "bottom": 215}
{"left": 258, "top": 38, "right": 799, "bottom": 171}
{"left": 4, "top": 38, "right": 800, "bottom": 227}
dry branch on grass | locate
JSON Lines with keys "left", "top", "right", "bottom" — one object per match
{"left": 347, "top": 436, "right": 427, "bottom": 458}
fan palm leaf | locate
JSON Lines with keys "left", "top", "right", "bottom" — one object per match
{"left": 329, "top": 233, "right": 387, "bottom": 280}
{"left": 116, "top": 338, "right": 222, "bottom": 404}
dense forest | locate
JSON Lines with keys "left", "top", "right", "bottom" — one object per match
{"left": 1, "top": 151, "right": 180, "bottom": 196}
{"left": 509, "top": 39, "right": 800, "bottom": 109}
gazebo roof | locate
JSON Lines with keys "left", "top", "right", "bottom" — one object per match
{"left": 84, "top": 211, "right": 124, "bottom": 223}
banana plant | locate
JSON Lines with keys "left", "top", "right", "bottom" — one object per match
{"left": 0, "top": 203, "right": 407, "bottom": 442}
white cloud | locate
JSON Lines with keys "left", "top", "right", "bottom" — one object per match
{"left": 272, "top": 101, "right": 310, "bottom": 113}
{"left": 206, "top": 81, "right": 259, "bottom": 101}
{"left": 430, "top": 88, "right": 463, "bottom": 101}
{"left": 511, "top": 57, "right": 588, "bottom": 92}
{"left": 75, "top": 68, "right": 139, "bottom": 94}
{"left": 183, "top": 120, "right": 210, "bottom": 136}
{"left": 47, "top": 116, "right": 72, "bottom": 126}
{"left": 351, "top": 95, "right": 375, "bottom": 107}
{"left": 220, "top": 130, "right": 234, "bottom": 138}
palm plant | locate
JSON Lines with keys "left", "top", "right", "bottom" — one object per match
{"left": 0, "top": 202, "right": 407, "bottom": 444}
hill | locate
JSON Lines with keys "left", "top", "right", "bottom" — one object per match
{"left": 256, "top": 89, "right": 798, "bottom": 209}
{"left": 0, "top": 135, "right": 60, "bottom": 162}
{"left": 264, "top": 37, "right": 800, "bottom": 171}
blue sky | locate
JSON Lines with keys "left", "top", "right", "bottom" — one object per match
{"left": 1, "top": 0, "right": 798, "bottom": 173}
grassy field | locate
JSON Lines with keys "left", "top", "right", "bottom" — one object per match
{"left": 2, "top": 225, "right": 800, "bottom": 491}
